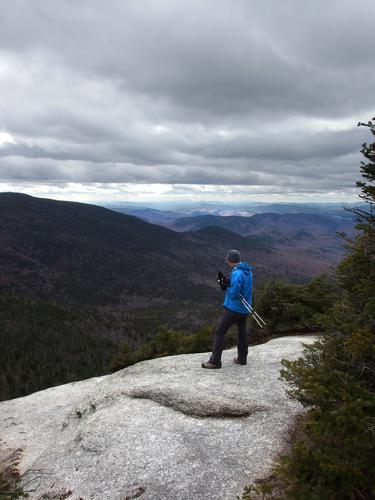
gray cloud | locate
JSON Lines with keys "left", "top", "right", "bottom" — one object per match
{"left": 0, "top": 0, "right": 374, "bottom": 201}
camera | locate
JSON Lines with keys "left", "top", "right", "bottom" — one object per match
{"left": 217, "top": 271, "right": 230, "bottom": 291}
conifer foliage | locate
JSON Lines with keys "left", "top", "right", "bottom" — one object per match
{"left": 241, "top": 119, "right": 375, "bottom": 499}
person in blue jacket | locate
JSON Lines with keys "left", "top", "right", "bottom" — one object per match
{"left": 202, "top": 249, "right": 253, "bottom": 369}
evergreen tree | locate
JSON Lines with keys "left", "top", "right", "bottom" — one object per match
{"left": 241, "top": 118, "right": 375, "bottom": 499}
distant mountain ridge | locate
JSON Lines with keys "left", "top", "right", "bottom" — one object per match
{"left": 171, "top": 212, "right": 355, "bottom": 236}
{"left": 108, "top": 207, "right": 188, "bottom": 225}
{"left": 171, "top": 212, "right": 355, "bottom": 273}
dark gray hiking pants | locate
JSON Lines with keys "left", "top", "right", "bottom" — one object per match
{"left": 209, "top": 307, "right": 249, "bottom": 365}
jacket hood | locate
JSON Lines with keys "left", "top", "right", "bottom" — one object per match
{"left": 232, "top": 262, "right": 252, "bottom": 273}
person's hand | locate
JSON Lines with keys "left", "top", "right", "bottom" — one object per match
{"left": 217, "top": 271, "right": 230, "bottom": 291}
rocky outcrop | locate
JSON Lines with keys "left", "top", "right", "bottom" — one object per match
{"left": 0, "top": 335, "right": 317, "bottom": 500}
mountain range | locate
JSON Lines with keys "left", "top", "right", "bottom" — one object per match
{"left": 0, "top": 193, "right": 354, "bottom": 307}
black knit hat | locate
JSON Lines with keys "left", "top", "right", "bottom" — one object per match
{"left": 226, "top": 249, "right": 241, "bottom": 263}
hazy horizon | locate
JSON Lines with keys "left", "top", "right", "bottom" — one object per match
{"left": 1, "top": 190, "right": 365, "bottom": 212}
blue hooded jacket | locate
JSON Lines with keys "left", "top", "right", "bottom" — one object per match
{"left": 223, "top": 262, "right": 253, "bottom": 314}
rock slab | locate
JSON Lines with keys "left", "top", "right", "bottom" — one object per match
{"left": 0, "top": 335, "right": 317, "bottom": 500}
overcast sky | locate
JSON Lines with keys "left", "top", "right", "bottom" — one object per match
{"left": 0, "top": 0, "right": 374, "bottom": 203}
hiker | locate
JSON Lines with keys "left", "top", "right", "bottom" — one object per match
{"left": 202, "top": 249, "right": 253, "bottom": 369}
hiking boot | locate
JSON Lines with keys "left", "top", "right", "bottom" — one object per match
{"left": 233, "top": 357, "right": 247, "bottom": 365}
{"left": 201, "top": 361, "right": 221, "bottom": 369}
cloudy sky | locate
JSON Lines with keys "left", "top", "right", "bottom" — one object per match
{"left": 0, "top": 0, "right": 374, "bottom": 203}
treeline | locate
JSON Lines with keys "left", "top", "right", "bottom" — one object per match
{"left": 110, "top": 325, "right": 215, "bottom": 371}
{"left": 255, "top": 274, "right": 340, "bottom": 335}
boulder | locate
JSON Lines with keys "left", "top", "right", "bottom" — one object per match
{"left": 0, "top": 335, "right": 317, "bottom": 499}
